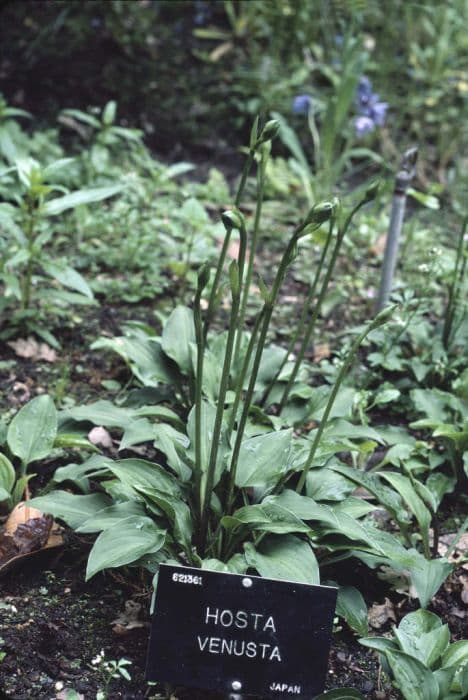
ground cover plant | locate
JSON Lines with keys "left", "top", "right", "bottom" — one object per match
{"left": 0, "top": 2, "right": 467, "bottom": 699}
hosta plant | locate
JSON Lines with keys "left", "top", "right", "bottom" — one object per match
{"left": 360, "top": 610, "right": 468, "bottom": 700}
{"left": 0, "top": 156, "right": 120, "bottom": 343}
{"left": 27, "top": 120, "right": 451, "bottom": 615}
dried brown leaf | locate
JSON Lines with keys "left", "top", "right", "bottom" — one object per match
{"left": 368, "top": 597, "right": 397, "bottom": 629}
{"left": 8, "top": 336, "right": 57, "bottom": 362}
{"left": 111, "top": 600, "right": 147, "bottom": 634}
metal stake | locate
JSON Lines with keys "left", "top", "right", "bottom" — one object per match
{"left": 376, "top": 147, "right": 418, "bottom": 311}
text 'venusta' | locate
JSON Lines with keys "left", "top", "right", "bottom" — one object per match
{"left": 196, "top": 607, "right": 282, "bottom": 662}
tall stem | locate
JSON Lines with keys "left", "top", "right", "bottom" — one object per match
{"left": 203, "top": 149, "right": 255, "bottom": 338}
{"left": 193, "top": 282, "right": 205, "bottom": 542}
{"left": 442, "top": 216, "right": 467, "bottom": 348}
{"left": 199, "top": 226, "right": 247, "bottom": 553}
{"left": 296, "top": 308, "right": 395, "bottom": 493}
{"left": 21, "top": 202, "right": 36, "bottom": 311}
{"left": 233, "top": 145, "right": 268, "bottom": 362}
{"left": 278, "top": 201, "right": 365, "bottom": 413}
{"left": 261, "top": 215, "right": 335, "bottom": 407}
{"left": 224, "top": 228, "right": 304, "bottom": 515}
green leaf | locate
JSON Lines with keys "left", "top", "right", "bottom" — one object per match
{"left": 266, "top": 491, "right": 376, "bottom": 550}
{"left": 42, "top": 260, "right": 93, "bottom": 298}
{"left": 0, "top": 486, "right": 11, "bottom": 503}
{"left": 50, "top": 456, "right": 111, "bottom": 492}
{"left": 408, "top": 556, "right": 453, "bottom": 609}
{"left": 306, "top": 467, "right": 354, "bottom": 502}
{"left": 380, "top": 472, "right": 432, "bottom": 555}
{"left": 106, "top": 458, "right": 180, "bottom": 497}
{"left": 433, "top": 667, "right": 457, "bottom": 698}
{"left": 76, "top": 501, "right": 146, "bottom": 533}
{"left": 28, "top": 491, "right": 111, "bottom": 528}
{"left": 135, "top": 486, "right": 192, "bottom": 552}
{"left": 61, "top": 400, "right": 133, "bottom": 428}
{"left": 161, "top": 306, "right": 195, "bottom": 373}
{"left": 0, "top": 453, "right": 15, "bottom": 494}
{"left": 336, "top": 585, "right": 368, "bottom": 636}
{"left": 329, "top": 464, "right": 410, "bottom": 525}
{"left": 11, "top": 475, "right": 32, "bottom": 505}
{"left": 102, "top": 100, "right": 117, "bottom": 126}
{"left": 385, "top": 649, "right": 439, "bottom": 700}
{"left": 235, "top": 429, "right": 293, "bottom": 489}
{"left": 407, "top": 188, "right": 440, "bottom": 210}
{"left": 395, "top": 610, "right": 449, "bottom": 668}
{"left": 7, "top": 395, "right": 57, "bottom": 467}
{"left": 442, "top": 640, "right": 468, "bottom": 671}
{"left": 86, "top": 516, "right": 166, "bottom": 580}
{"left": 91, "top": 334, "right": 178, "bottom": 387}
{"left": 244, "top": 534, "right": 320, "bottom": 584}
{"left": 313, "top": 690, "right": 365, "bottom": 699}
{"left": 359, "top": 636, "right": 398, "bottom": 653}
{"left": 187, "top": 401, "right": 226, "bottom": 487}
{"left": 42, "top": 185, "right": 122, "bottom": 216}
{"left": 222, "top": 503, "right": 311, "bottom": 536}
{"left": 410, "top": 388, "right": 454, "bottom": 422}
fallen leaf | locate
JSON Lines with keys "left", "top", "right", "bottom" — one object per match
{"left": 0, "top": 502, "right": 64, "bottom": 576}
{"left": 370, "top": 233, "right": 387, "bottom": 257}
{"left": 111, "top": 599, "right": 147, "bottom": 634}
{"left": 368, "top": 597, "right": 397, "bottom": 629}
{"left": 460, "top": 575, "right": 468, "bottom": 605}
{"left": 88, "top": 426, "right": 113, "bottom": 448}
{"left": 437, "top": 532, "right": 468, "bottom": 570}
{"left": 8, "top": 336, "right": 57, "bottom": 362}
{"left": 313, "top": 343, "right": 330, "bottom": 362}
{"left": 5, "top": 502, "right": 43, "bottom": 534}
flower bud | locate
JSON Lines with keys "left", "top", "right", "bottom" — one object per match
{"left": 222, "top": 207, "right": 245, "bottom": 231}
{"left": 370, "top": 303, "right": 398, "bottom": 328}
{"left": 197, "top": 263, "right": 210, "bottom": 291}
{"left": 257, "top": 275, "right": 271, "bottom": 304}
{"left": 304, "top": 201, "right": 335, "bottom": 226}
{"left": 257, "top": 119, "right": 280, "bottom": 145}
{"left": 363, "top": 179, "right": 380, "bottom": 203}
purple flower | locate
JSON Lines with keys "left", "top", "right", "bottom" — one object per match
{"left": 354, "top": 75, "right": 388, "bottom": 136}
{"left": 357, "top": 76, "right": 373, "bottom": 97}
{"left": 370, "top": 100, "right": 388, "bottom": 126}
{"left": 355, "top": 116, "right": 375, "bottom": 137}
{"left": 292, "top": 94, "right": 312, "bottom": 115}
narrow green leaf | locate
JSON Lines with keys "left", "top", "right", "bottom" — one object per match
{"left": 161, "top": 306, "right": 195, "bottom": 374}
{"left": 42, "top": 260, "right": 93, "bottom": 298}
{"left": 76, "top": 501, "right": 146, "bottom": 533}
{"left": 0, "top": 453, "right": 15, "bottom": 493}
{"left": 336, "top": 585, "right": 368, "bottom": 636}
{"left": 244, "top": 534, "right": 321, "bottom": 584}
{"left": 28, "top": 491, "right": 111, "bottom": 528}
{"left": 42, "top": 185, "right": 122, "bottom": 216}
{"left": 86, "top": 516, "right": 166, "bottom": 580}
{"left": 7, "top": 395, "right": 57, "bottom": 466}
{"left": 313, "top": 690, "right": 365, "bottom": 700}
{"left": 235, "top": 429, "right": 293, "bottom": 488}
{"left": 385, "top": 650, "right": 439, "bottom": 700}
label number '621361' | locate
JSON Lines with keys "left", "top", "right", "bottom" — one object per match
{"left": 172, "top": 572, "right": 203, "bottom": 585}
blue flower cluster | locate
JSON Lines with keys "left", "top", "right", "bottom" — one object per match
{"left": 292, "top": 94, "right": 313, "bottom": 115}
{"left": 354, "top": 76, "right": 388, "bottom": 137}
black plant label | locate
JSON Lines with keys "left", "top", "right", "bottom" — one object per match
{"left": 146, "top": 564, "right": 337, "bottom": 698}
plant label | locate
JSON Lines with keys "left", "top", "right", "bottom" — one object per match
{"left": 146, "top": 564, "right": 337, "bottom": 698}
